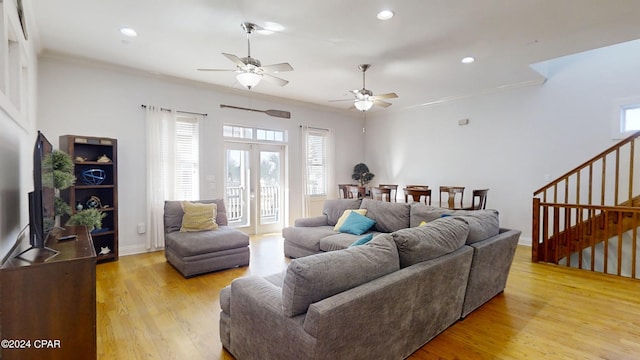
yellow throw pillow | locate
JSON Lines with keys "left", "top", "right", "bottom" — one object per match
{"left": 180, "top": 201, "right": 218, "bottom": 232}
{"left": 334, "top": 209, "right": 367, "bottom": 231}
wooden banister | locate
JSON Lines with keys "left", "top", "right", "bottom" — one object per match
{"left": 532, "top": 130, "right": 640, "bottom": 279}
{"left": 534, "top": 130, "right": 640, "bottom": 196}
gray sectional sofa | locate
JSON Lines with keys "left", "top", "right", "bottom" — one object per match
{"left": 219, "top": 198, "right": 521, "bottom": 359}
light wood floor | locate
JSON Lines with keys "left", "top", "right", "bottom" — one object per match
{"left": 96, "top": 235, "right": 640, "bottom": 360}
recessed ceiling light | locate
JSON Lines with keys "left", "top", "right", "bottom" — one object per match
{"left": 377, "top": 10, "right": 394, "bottom": 20}
{"left": 461, "top": 56, "right": 475, "bottom": 64}
{"left": 119, "top": 27, "right": 137, "bottom": 37}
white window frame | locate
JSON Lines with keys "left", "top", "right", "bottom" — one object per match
{"left": 612, "top": 96, "right": 640, "bottom": 139}
{"left": 306, "top": 129, "right": 329, "bottom": 196}
{"left": 174, "top": 114, "right": 200, "bottom": 200}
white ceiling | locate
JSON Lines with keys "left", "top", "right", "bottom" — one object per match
{"left": 29, "top": 0, "right": 640, "bottom": 112}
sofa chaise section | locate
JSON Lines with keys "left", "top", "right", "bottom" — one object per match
{"left": 164, "top": 199, "right": 250, "bottom": 277}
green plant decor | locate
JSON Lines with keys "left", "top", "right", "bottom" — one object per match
{"left": 66, "top": 208, "right": 106, "bottom": 232}
{"left": 46, "top": 150, "right": 76, "bottom": 218}
{"left": 351, "top": 163, "right": 375, "bottom": 186}
{"left": 51, "top": 150, "right": 76, "bottom": 189}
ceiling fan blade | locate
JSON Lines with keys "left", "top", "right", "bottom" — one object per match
{"left": 197, "top": 68, "right": 236, "bottom": 72}
{"left": 262, "top": 73, "right": 289, "bottom": 86}
{"left": 374, "top": 92, "right": 398, "bottom": 100}
{"left": 261, "top": 62, "right": 294, "bottom": 73}
{"left": 222, "top": 53, "right": 246, "bottom": 68}
{"left": 328, "top": 99, "right": 355, "bottom": 103}
{"left": 373, "top": 100, "right": 392, "bottom": 108}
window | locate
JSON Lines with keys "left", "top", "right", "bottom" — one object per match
{"left": 621, "top": 105, "right": 640, "bottom": 132}
{"left": 175, "top": 115, "right": 199, "bottom": 200}
{"left": 224, "top": 124, "right": 285, "bottom": 143}
{"left": 306, "top": 129, "right": 328, "bottom": 196}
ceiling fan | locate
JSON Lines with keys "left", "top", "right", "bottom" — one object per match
{"left": 330, "top": 64, "right": 398, "bottom": 111}
{"left": 198, "top": 22, "right": 293, "bottom": 90}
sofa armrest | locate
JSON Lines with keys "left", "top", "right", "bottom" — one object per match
{"left": 461, "top": 228, "right": 521, "bottom": 318}
{"left": 294, "top": 215, "right": 329, "bottom": 227}
{"left": 229, "top": 276, "right": 315, "bottom": 359}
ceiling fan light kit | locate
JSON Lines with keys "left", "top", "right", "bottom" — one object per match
{"left": 236, "top": 71, "right": 262, "bottom": 89}
{"left": 198, "top": 22, "right": 293, "bottom": 90}
{"left": 329, "top": 64, "right": 398, "bottom": 112}
{"left": 354, "top": 99, "right": 374, "bottom": 111}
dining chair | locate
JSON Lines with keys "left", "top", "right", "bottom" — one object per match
{"left": 371, "top": 186, "right": 393, "bottom": 202}
{"left": 403, "top": 187, "right": 432, "bottom": 205}
{"left": 346, "top": 185, "right": 366, "bottom": 199}
{"left": 439, "top": 186, "right": 465, "bottom": 209}
{"left": 464, "top": 189, "right": 489, "bottom": 210}
{"left": 338, "top": 184, "right": 356, "bottom": 199}
{"left": 378, "top": 184, "right": 398, "bottom": 202}
{"left": 405, "top": 185, "right": 429, "bottom": 190}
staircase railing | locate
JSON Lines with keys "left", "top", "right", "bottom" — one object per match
{"left": 532, "top": 130, "right": 640, "bottom": 277}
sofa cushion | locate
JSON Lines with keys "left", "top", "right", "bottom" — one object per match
{"left": 338, "top": 211, "right": 376, "bottom": 235}
{"left": 180, "top": 201, "right": 218, "bottom": 232}
{"left": 319, "top": 231, "right": 382, "bottom": 252}
{"left": 333, "top": 209, "right": 367, "bottom": 231}
{"left": 392, "top": 217, "right": 469, "bottom": 268}
{"left": 164, "top": 199, "right": 229, "bottom": 233}
{"left": 452, "top": 210, "right": 500, "bottom": 244}
{"left": 409, "top": 204, "right": 452, "bottom": 227}
{"left": 349, "top": 233, "right": 374, "bottom": 247}
{"left": 323, "top": 199, "right": 363, "bottom": 226}
{"left": 164, "top": 226, "right": 249, "bottom": 257}
{"left": 282, "top": 233, "right": 399, "bottom": 317}
{"left": 283, "top": 226, "right": 338, "bottom": 253}
{"left": 360, "top": 198, "right": 410, "bottom": 233}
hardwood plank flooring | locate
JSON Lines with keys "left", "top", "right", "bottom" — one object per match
{"left": 96, "top": 235, "right": 640, "bottom": 359}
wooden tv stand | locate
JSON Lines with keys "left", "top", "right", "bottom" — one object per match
{"left": 0, "top": 226, "right": 96, "bottom": 360}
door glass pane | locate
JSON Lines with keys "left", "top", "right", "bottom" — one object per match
{"left": 260, "top": 150, "right": 281, "bottom": 225}
{"left": 226, "top": 148, "right": 250, "bottom": 227}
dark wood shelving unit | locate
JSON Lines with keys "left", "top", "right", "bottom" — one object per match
{"left": 59, "top": 135, "right": 118, "bottom": 262}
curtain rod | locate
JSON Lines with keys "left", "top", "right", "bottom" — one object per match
{"left": 140, "top": 104, "right": 208, "bottom": 117}
{"left": 300, "top": 125, "right": 330, "bottom": 131}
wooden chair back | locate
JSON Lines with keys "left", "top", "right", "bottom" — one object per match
{"left": 377, "top": 184, "right": 398, "bottom": 202}
{"left": 346, "top": 185, "right": 366, "bottom": 199}
{"left": 371, "top": 186, "right": 393, "bottom": 202}
{"left": 466, "top": 189, "right": 489, "bottom": 210}
{"left": 439, "top": 186, "right": 465, "bottom": 209}
{"left": 403, "top": 188, "right": 432, "bottom": 205}
{"left": 338, "top": 184, "right": 357, "bottom": 199}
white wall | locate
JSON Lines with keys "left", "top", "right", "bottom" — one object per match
{"left": 365, "top": 39, "right": 640, "bottom": 244}
{"left": 37, "top": 55, "right": 365, "bottom": 255}
{"left": 0, "top": 0, "right": 39, "bottom": 260}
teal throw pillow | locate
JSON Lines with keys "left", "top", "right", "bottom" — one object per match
{"left": 339, "top": 211, "right": 376, "bottom": 235}
{"left": 349, "top": 233, "right": 374, "bottom": 247}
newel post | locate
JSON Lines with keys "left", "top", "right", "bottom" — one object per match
{"left": 532, "top": 197, "right": 540, "bottom": 262}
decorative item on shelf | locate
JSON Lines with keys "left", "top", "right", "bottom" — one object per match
{"left": 80, "top": 168, "right": 106, "bottom": 185}
{"left": 66, "top": 208, "right": 107, "bottom": 232}
{"left": 99, "top": 246, "right": 111, "bottom": 255}
{"left": 76, "top": 202, "right": 83, "bottom": 211}
{"left": 97, "top": 154, "right": 112, "bottom": 163}
{"left": 86, "top": 195, "right": 103, "bottom": 209}
{"left": 75, "top": 156, "right": 87, "bottom": 162}
{"left": 351, "top": 163, "right": 375, "bottom": 186}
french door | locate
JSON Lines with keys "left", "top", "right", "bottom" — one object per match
{"left": 224, "top": 142, "right": 285, "bottom": 234}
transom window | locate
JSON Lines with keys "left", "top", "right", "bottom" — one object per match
{"left": 223, "top": 125, "right": 286, "bottom": 143}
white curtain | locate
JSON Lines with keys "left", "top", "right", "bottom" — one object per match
{"left": 145, "top": 106, "right": 176, "bottom": 250}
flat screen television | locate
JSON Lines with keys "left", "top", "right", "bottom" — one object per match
{"left": 16, "top": 131, "right": 58, "bottom": 262}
